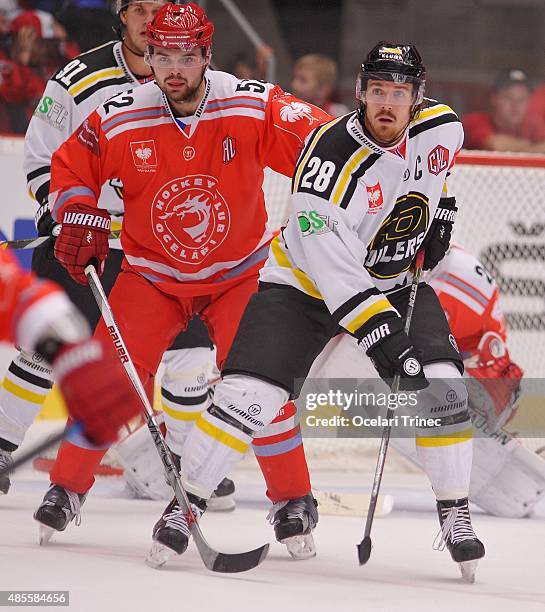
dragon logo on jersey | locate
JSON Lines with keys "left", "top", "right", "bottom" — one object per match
{"left": 366, "top": 182, "right": 384, "bottom": 214}
{"left": 130, "top": 140, "right": 158, "bottom": 172}
{"left": 427, "top": 145, "right": 449, "bottom": 176}
{"left": 279, "top": 101, "right": 317, "bottom": 125}
{"left": 152, "top": 174, "right": 230, "bottom": 264}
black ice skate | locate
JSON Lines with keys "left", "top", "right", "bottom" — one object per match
{"left": 434, "top": 497, "right": 485, "bottom": 583}
{"left": 146, "top": 494, "right": 206, "bottom": 569}
{"left": 33, "top": 484, "right": 87, "bottom": 545}
{"left": 208, "top": 477, "right": 236, "bottom": 512}
{"left": 0, "top": 448, "right": 14, "bottom": 495}
{"left": 267, "top": 493, "right": 319, "bottom": 560}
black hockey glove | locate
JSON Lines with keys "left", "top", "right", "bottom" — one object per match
{"left": 359, "top": 314, "right": 429, "bottom": 391}
{"left": 35, "top": 203, "right": 60, "bottom": 238}
{"left": 418, "top": 197, "right": 457, "bottom": 271}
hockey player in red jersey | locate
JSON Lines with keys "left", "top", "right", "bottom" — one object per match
{"left": 0, "top": 248, "right": 141, "bottom": 495}
{"left": 42, "top": 2, "right": 331, "bottom": 564}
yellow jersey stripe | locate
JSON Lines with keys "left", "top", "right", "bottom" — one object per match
{"left": 270, "top": 237, "right": 323, "bottom": 299}
{"left": 162, "top": 403, "right": 202, "bottom": 421}
{"left": 69, "top": 68, "right": 125, "bottom": 96}
{"left": 414, "top": 104, "right": 452, "bottom": 124}
{"left": 344, "top": 299, "right": 393, "bottom": 334}
{"left": 2, "top": 378, "right": 47, "bottom": 405}
{"left": 293, "top": 115, "right": 345, "bottom": 193}
{"left": 196, "top": 416, "right": 249, "bottom": 454}
{"left": 331, "top": 147, "right": 370, "bottom": 206}
{"left": 415, "top": 428, "right": 473, "bottom": 448}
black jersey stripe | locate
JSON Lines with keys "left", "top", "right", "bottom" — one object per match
{"left": 8, "top": 363, "right": 53, "bottom": 390}
{"left": 74, "top": 76, "right": 130, "bottom": 105}
{"left": 291, "top": 124, "right": 322, "bottom": 194}
{"left": 27, "top": 166, "right": 51, "bottom": 182}
{"left": 338, "top": 152, "right": 381, "bottom": 209}
{"left": 331, "top": 287, "right": 382, "bottom": 324}
{"left": 35, "top": 182, "right": 50, "bottom": 207}
{"left": 161, "top": 388, "right": 209, "bottom": 407}
{"left": 409, "top": 113, "right": 459, "bottom": 138}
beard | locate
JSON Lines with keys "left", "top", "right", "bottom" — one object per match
{"left": 161, "top": 66, "right": 206, "bottom": 106}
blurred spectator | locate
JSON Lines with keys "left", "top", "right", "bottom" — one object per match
{"left": 463, "top": 69, "right": 545, "bottom": 152}
{"left": 226, "top": 45, "right": 273, "bottom": 81}
{"left": 290, "top": 53, "right": 348, "bottom": 117}
{"left": 56, "top": 1, "right": 119, "bottom": 52}
{"left": 524, "top": 74, "right": 545, "bottom": 143}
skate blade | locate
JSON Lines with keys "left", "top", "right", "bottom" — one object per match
{"left": 282, "top": 534, "right": 316, "bottom": 560}
{"left": 459, "top": 560, "right": 478, "bottom": 583}
{"left": 207, "top": 494, "right": 236, "bottom": 513}
{"left": 145, "top": 541, "right": 177, "bottom": 569}
{"left": 39, "top": 525, "right": 54, "bottom": 546}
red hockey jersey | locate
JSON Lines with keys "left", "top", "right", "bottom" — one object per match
{"left": 0, "top": 249, "right": 64, "bottom": 347}
{"left": 49, "top": 71, "right": 330, "bottom": 297}
{"left": 427, "top": 243, "right": 507, "bottom": 354}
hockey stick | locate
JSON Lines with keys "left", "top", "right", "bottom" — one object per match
{"left": 84, "top": 264, "right": 269, "bottom": 573}
{"left": 0, "top": 230, "right": 122, "bottom": 251}
{"left": 357, "top": 249, "right": 425, "bottom": 565}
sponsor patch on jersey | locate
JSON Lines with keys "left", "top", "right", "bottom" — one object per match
{"left": 366, "top": 182, "right": 384, "bottom": 214}
{"left": 130, "top": 140, "right": 158, "bottom": 172}
{"left": 76, "top": 119, "right": 99, "bottom": 156}
{"left": 222, "top": 136, "right": 236, "bottom": 164}
{"left": 34, "top": 95, "right": 68, "bottom": 130}
{"left": 279, "top": 101, "right": 318, "bottom": 125}
{"left": 427, "top": 145, "right": 449, "bottom": 176}
{"left": 152, "top": 174, "right": 231, "bottom": 265}
{"left": 297, "top": 210, "right": 337, "bottom": 237}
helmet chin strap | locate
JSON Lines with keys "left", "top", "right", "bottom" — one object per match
{"left": 122, "top": 39, "right": 145, "bottom": 58}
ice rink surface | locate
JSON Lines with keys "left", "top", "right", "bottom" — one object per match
{"left": 2, "top": 428, "right": 545, "bottom": 612}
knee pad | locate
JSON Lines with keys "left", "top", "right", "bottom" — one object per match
{"left": 212, "top": 374, "right": 290, "bottom": 435}
{"left": 417, "top": 362, "right": 470, "bottom": 426}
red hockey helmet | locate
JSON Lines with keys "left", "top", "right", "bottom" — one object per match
{"left": 146, "top": 2, "right": 214, "bottom": 50}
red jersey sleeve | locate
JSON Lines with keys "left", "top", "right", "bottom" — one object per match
{"left": 262, "top": 87, "right": 332, "bottom": 177}
{"left": 462, "top": 112, "right": 494, "bottom": 150}
{"left": 49, "top": 110, "right": 113, "bottom": 221}
{"left": 0, "top": 249, "right": 62, "bottom": 345}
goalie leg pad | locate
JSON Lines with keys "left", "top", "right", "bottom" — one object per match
{"left": 181, "top": 374, "right": 289, "bottom": 499}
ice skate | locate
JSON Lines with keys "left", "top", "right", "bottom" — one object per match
{"left": 146, "top": 494, "right": 206, "bottom": 569}
{"left": 267, "top": 493, "right": 318, "bottom": 560}
{"left": 434, "top": 498, "right": 485, "bottom": 583}
{"left": 0, "top": 448, "right": 14, "bottom": 495}
{"left": 33, "top": 484, "right": 86, "bottom": 545}
{"left": 207, "top": 477, "right": 236, "bottom": 512}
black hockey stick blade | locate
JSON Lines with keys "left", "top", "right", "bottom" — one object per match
{"left": 357, "top": 536, "right": 372, "bottom": 565}
{"left": 196, "top": 538, "right": 270, "bottom": 573}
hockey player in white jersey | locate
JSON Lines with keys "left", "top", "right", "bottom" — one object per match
{"left": 0, "top": 1, "right": 235, "bottom": 516}
{"left": 161, "top": 42, "right": 485, "bottom": 580}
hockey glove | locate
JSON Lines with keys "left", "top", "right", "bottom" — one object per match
{"left": 53, "top": 339, "right": 141, "bottom": 446}
{"left": 359, "top": 314, "right": 429, "bottom": 391}
{"left": 35, "top": 203, "right": 60, "bottom": 238}
{"left": 418, "top": 197, "right": 457, "bottom": 271}
{"left": 54, "top": 204, "right": 110, "bottom": 285}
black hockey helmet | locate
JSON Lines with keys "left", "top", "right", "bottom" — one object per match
{"left": 356, "top": 42, "right": 426, "bottom": 112}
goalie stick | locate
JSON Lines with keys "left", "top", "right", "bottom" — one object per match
{"left": 84, "top": 264, "right": 269, "bottom": 573}
{"left": 358, "top": 250, "right": 425, "bottom": 565}
{"left": 0, "top": 229, "right": 122, "bottom": 251}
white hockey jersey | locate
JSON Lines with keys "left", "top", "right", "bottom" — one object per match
{"left": 24, "top": 40, "right": 151, "bottom": 241}
{"left": 260, "top": 101, "right": 464, "bottom": 339}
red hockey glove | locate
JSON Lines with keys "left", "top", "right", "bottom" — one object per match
{"left": 53, "top": 339, "right": 141, "bottom": 446}
{"left": 465, "top": 331, "right": 523, "bottom": 431}
{"left": 54, "top": 204, "right": 110, "bottom": 284}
